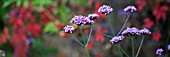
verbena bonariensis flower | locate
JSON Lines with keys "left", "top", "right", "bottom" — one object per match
{"left": 122, "top": 27, "right": 140, "bottom": 36}
{"left": 110, "top": 36, "right": 124, "bottom": 44}
{"left": 168, "top": 44, "right": 170, "bottom": 50}
{"left": 98, "top": 5, "right": 113, "bottom": 15}
{"left": 70, "top": 15, "right": 94, "bottom": 26}
{"left": 156, "top": 48, "right": 164, "bottom": 55}
{"left": 63, "top": 25, "right": 75, "bottom": 33}
{"left": 0, "top": 50, "right": 5, "bottom": 56}
{"left": 124, "top": 6, "right": 137, "bottom": 12}
{"left": 88, "top": 14, "right": 99, "bottom": 20}
{"left": 139, "top": 28, "right": 151, "bottom": 35}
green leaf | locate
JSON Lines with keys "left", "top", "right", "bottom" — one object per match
{"left": 44, "top": 22, "right": 58, "bottom": 33}
{"left": 2, "top": 0, "right": 15, "bottom": 8}
{"left": 16, "top": 0, "right": 22, "bottom": 7}
{"left": 23, "top": 1, "right": 28, "bottom": 8}
{"left": 32, "top": 38, "right": 42, "bottom": 48}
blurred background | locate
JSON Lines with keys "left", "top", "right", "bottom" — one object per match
{"left": 0, "top": 0, "right": 170, "bottom": 57}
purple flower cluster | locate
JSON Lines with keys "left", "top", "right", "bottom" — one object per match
{"left": 70, "top": 15, "right": 94, "bottom": 26}
{"left": 122, "top": 27, "right": 140, "bottom": 36}
{"left": 139, "top": 28, "right": 151, "bottom": 35}
{"left": 110, "top": 36, "right": 124, "bottom": 44}
{"left": 156, "top": 48, "right": 164, "bottom": 55}
{"left": 98, "top": 5, "right": 113, "bottom": 15}
{"left": 0, "top": 50, "right": 5, "bottom": 56}
{"left": 122, "top": 27, "right": 151, "bottom": 36}
{"left": 63, "top": 25, "right": 75, "bottom": 33}
{"left": 168, "top": 44, "right": 170, "bottom": 50}
{"left": 124, "top": 6, "right": 137, "bottom": 12}
{"left": 88, "top": 14, "right": 99, "bottom": 20}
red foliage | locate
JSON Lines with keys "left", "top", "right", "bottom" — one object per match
{"left": 88, "top": 0, "right": 93, "bottom": 5}
{"left": 0, "top": 27, "right": 10, "bottom": 44}
{"left": 152, "top": 31, "right": 161, "bottom": 42}
{"left": 40, "top": 6, "right": 55, "bottom": 24}
{"left": 5, "top": 5, "right": 42, "bottom": 57}
{"left": 55, "top": 23, "right": 66, "bottom": 29}
{"left": 143, "top": 18, "right": 154, "bottom": 29}
{"left": 153, "top": 3, "right": 169, "bottom": 21}
{"left": 95, "top": 26, "right": 108, "bottom": 43}
{"left": 27, "top": 21, "right": 42, "bottom": 38}
{"left": 94, "top": 0, "right": 106, "bottom": 19}
{"left": 135, "top": 0, "right": 146, "bottom": 12}
{"left": 87, "top": 40, "right": 95, "bottom": 51}
{"left": 40, "top": 12, "right": 51, "bottom": 23}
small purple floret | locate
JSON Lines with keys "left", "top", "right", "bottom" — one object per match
{"left": 98, "top": 5, "right": 113, "bottom": 15}
{"left": 156, "top": 48, "right": 164, "bottom": 55}
{"left": 70, "top": 15, "right": 94, "bottom": 26}
{"left": 139, "top": 28, "right": 151, "bottom": 35}
{"left": 88, "top": 14, "right": 99, "bottom": 20}
{"left": 122, "top": 27, "right": 140, "bottom": 36}
{"left": 168, "top": 44, "right": 170, "bottom": 50}
{"left": 110, "top": 36, "right": 124, "bottom": 44}
{"left": 124, "top": 6, "right": 137, "bottom": 12}
{"left": 0, "top": 50, "right": 5, "bottom": 56}
{"left": 63, "top": 25, "right": 75, "bottom": 33}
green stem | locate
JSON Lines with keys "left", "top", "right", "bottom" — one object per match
{"left": 135, "top": 35, "right": 144, "bottom": 57}
{"left": 85, "top": 47, "right": 90, "bottom": 57}
{"left": 118, "top": 44, "right": 123, "bottom": 57}
{"left": 86, "top": 26, "right": 93, "bottom": 47}
{"left": 118, "top": 45, "right": 130, "bottom": 57}
{"left": 71, "top": 35, "right": 85, "bottom": 47}
{"left": 74, "top": 37, "right": 85, "bottom": 47}
{"left": 79, "top": 27, "right": 86, "bottom": 45}
{"left": 116, "top": 13, "right": 131, "bottom": 36}
{"left": 131, "top": 38, "right": 135, "bottom": 57}
{"left": 106, "top": 17, "right": 115, "bottom": 36}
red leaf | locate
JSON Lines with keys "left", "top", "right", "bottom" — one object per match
{"left": 135, "top": 0, "right": 146, "bottom": 11}
{"left": 153, "top": 3, "right": 169, "bottom": 21}
{"left": 88, "top": 0, "right": 93, "bottom": 5}
{"left": 27, "top": 23, "right": 42, "bottom": 38}
{"left": 95, "top": 33, "right": 105, "bottom": 42}
{"left": 143, "top": 18, "right": 154, "bottom": 29}
{"left": 94, "top": 0, "right": 106, "bottom": 19}
{"left": 87, "top": 40, "right": 95, "bottom": 51}
{"left": 55, "top": 23, "right": 66, "bottom": 29}
{"left": 152, "top": 31, "right": 161, "bottom": 42}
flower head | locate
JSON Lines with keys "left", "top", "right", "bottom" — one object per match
{"left": 98, "top": 5, "right": 113, "bottom": 15}
{"left": 70, "top": 15, "right": 94, "bottom": 25}
{"left": 110, "top": 36, "right": 124, "bottom": 44}
{"left": 168, "top": 44, "right": 170, "bottom": 50}
{"left": 88, "top": 14, "right": 99, "bottom": 20}
{"left": 122, "top": 27, "right": 140, "bottom": 36}
{"left": 156, "top": 48, "right": 164, "bottom": 55}
{"left": 0, "top": 50, "right": 5, "bottom": 57}
{"left": 63, "top": 25, "right": 75, "bottom": 33}
{"left": 124, "top": 6, "right": 137, "bottom": 12}
{"left": 139, "top": 28, "right": 151, "bottom": 35}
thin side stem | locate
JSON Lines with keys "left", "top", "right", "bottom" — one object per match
{"left": 116, "top": 13, "right": 131, "bottom": 36}
{"left": 106, "top": 17, "right": 115, "bottom": 36}
{"left": 131, "top": 38, "right": 135, "bottom": 57}
{"left": 118, "top": 45, "right": 130, "bottom": 57}
{"left": 135, "top": 35, "right": 144, "bottom": 57}
{"left": 85, "top": 47, "right": 90, "bottom": 57}
{"left": 73, "top": 37, "right": 85, "bottom": 47}
{"left": 79, "top": 27, "right": 86, "bottom": 45}
{"left": 86, "top": 26, "right": 93, "bottom": 47}
{"left": 71, "top": 35, "right": 85, "bottom": 47}
{"left": 118, "top": 44, "right": 123, "bottom": 57}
